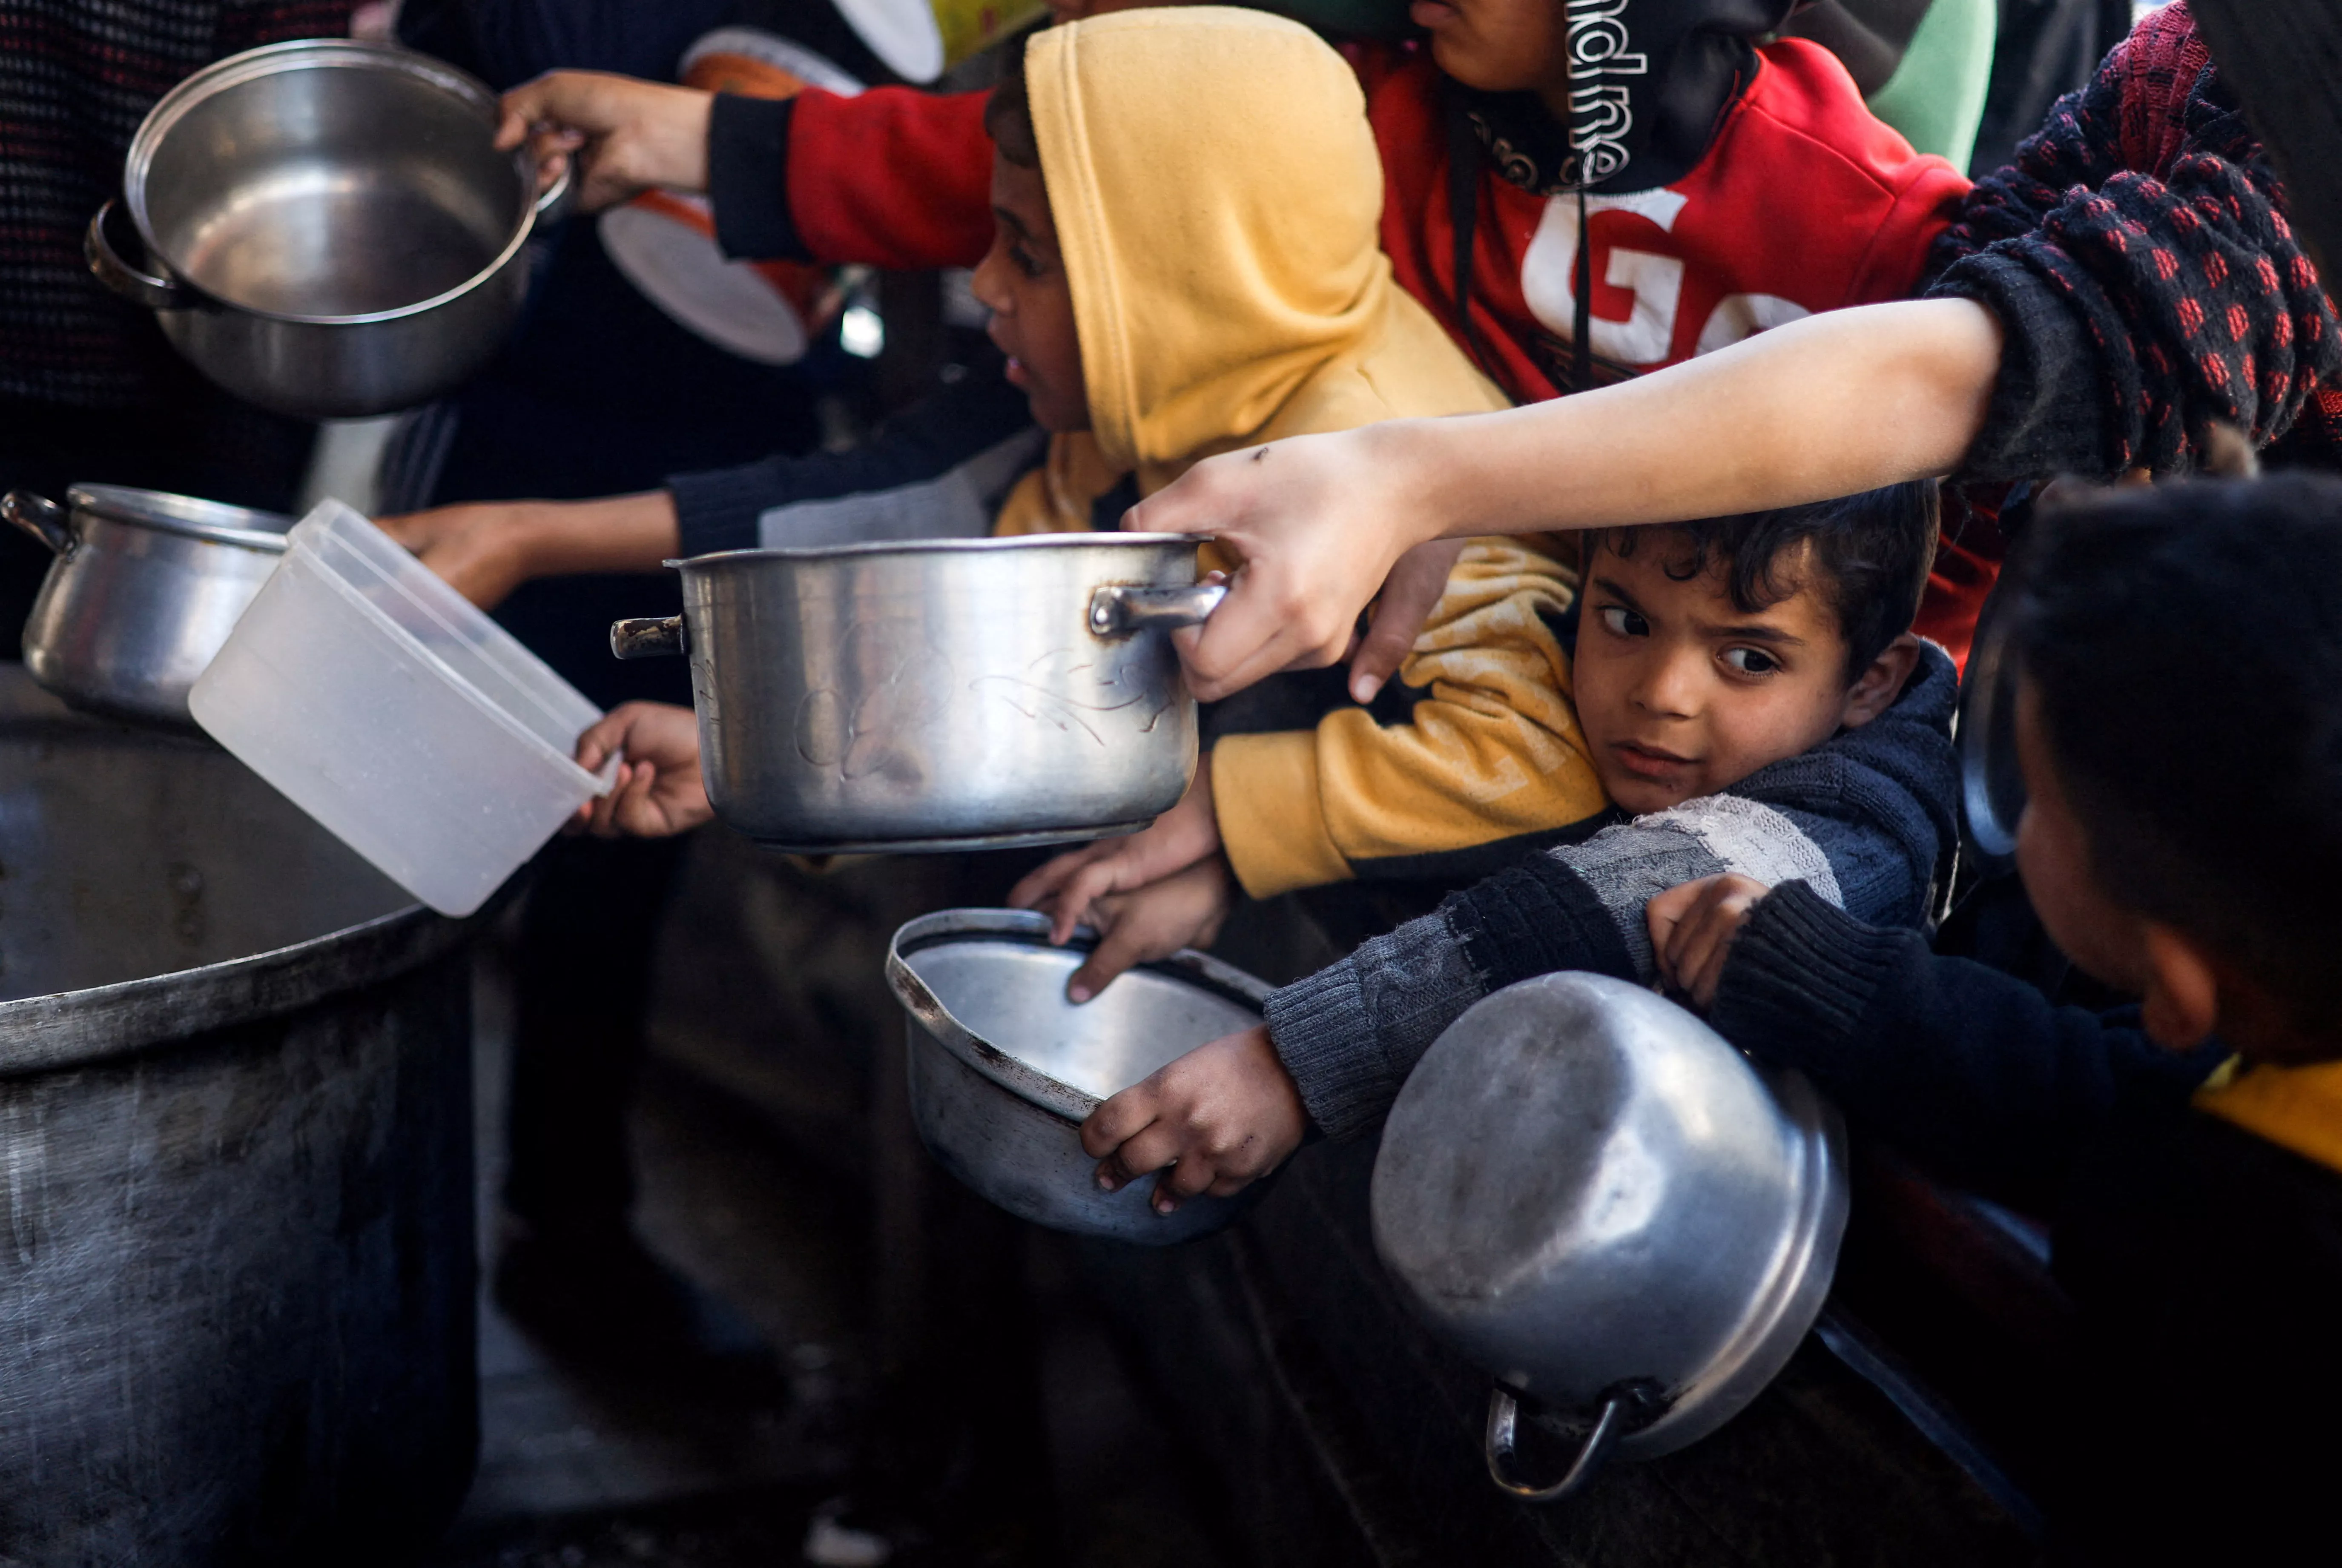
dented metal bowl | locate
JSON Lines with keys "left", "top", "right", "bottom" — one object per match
{"left": 886, "top": 908, "right": 1271, "bottom": 1244}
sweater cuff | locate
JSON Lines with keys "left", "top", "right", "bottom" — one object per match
{"left": 1263, "top": 959, "right": 1387, "bottom": 1141}
{"left": 666, "top": 460, "right": 782, "bottom": 558}
{"left": 1212, "top": 732, "right": 1352, "bottom": 900}
{"left": 1929, "top": 252, "right": 2115, "bottom": 482}
{"left": 1706, "top": 880, "right": 1912, "bottom": 1068}
{"left": 707, "top": 94, "right": 805, "bottom": 261}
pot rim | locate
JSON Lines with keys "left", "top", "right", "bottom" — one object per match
{"left": 1614, "top": 1065, "right": 1848, "bottom": 1458}
{"left": 886, "top": 907, "right": 1271, "bottom": 1125}
{"left": 67, "top": 484, "right": 293, "bottom": 552}
{"left": 122, "top": 38, "right": 544, "bottom": 328}
{"left": 668, "top": 532, "right": 1205, "bottom": 572}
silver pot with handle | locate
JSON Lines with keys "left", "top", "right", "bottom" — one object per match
{"left": 5, "top": 485, "right": 293, "bottom": 731}
{"left": 1371, "top": 972, "right": 1848, "bottom": 1503}
{"left": 613, "top": 534, "right": 1224, "bottom": 851}
{"left": 87, "top": 39, "right": 566, "bottom": 419}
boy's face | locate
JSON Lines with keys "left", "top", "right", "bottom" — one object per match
{"left": 1412, "top": 0, "right": 1572, "bottom": 109}
{"left": 971, "top": 152, "right": 1090, "bottom": 434}
{"left": 1573, "top": 536, "right": 1913, "bottom": 815}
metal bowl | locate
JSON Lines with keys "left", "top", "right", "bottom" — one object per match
{"left": 88, "top": 39, "right": 563, "bottom": 418}
{"left": 5, "top": 485, "right": 293, "bottom": 731}
{"left": 1372, "top": 973, "right": 1847, "bottom": 1501}
{"left": 886, "top": 908, "right": 1271, "bottom": 1244}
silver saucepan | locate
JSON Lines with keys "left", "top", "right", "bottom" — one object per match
{"left": 4, "top": 486, "right": 293, "bottom": 731}
{"left": 1372, "top": 973, "right": 1848, "bottom": 1503}
{"left": 612, "top": 535, "right": 1225, "bottom": 852}
{"left": 87, "top": 39, "right": 566, "bottom": 419}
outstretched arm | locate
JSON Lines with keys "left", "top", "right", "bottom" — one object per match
{"left": 1139, "top": 298, "right": 2003, "bottom": 700}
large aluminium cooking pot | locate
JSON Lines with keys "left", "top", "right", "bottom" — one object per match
{"left": 1371, "top": 973, "right": 1847, "bottom": 1503}
{"left": 612, "top": 534, "right": 1225, "bottom": 851}
{"left": 0, "top": 668, "right": 479, "bottom": 1564}
{"left": 887, "top": 908, "right": 1272, "bottom": 1243}
{"left": 87, "top": 39, "right": 566, "bottom": 419}
{"left": 5, "top": 484, "right": 292, "bottom": 731}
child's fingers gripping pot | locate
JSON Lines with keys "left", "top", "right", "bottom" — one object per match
{"left": 568, "top": 702, "right": 714, "bottom": 840}
{"left": 1079, "top": 1024, "right": 1308, "bottom": 1215}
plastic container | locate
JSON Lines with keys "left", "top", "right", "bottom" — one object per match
{"left": 190, "top": 500, "right": 616, "bottom": 916}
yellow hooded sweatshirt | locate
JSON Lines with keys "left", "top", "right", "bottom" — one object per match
{"left": 993, "top": 6, "right": 1608, "bottom": 897}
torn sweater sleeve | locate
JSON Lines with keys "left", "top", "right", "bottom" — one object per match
{"left": 1263, "top": 645, "right": 1962, "bottom": 1140}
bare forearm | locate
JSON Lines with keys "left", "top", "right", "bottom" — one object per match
{"left": 1394, "top": 298, "right": 2005, "bottom": 539}
{"left": 519, "top": 491, "right": 681, "bottom": 575}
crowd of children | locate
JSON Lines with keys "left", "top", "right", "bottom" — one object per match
{"left": 415, "top": 0, "right": 2341, "bottom": 1558}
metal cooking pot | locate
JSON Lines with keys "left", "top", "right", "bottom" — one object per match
{"left": 614, "top": 535, "right": 1225, "bottom": 851}
{"left": 1958, "top": 587, "right": 2024, "bottom": 869}
{"left": 0, "top": 669, "right": 478, "bottom": 1564}
{"left": 5, "top": 485, "right": 292, "bottom": 731}
{"left": 87, "top": 39, "right": 565, "bottom": 419}
{"left": 1371, "top": 973, "right": 1847, "bottom": 1502}
{"left": 886, "top": 908, "right": 1271, "bottom": 1244}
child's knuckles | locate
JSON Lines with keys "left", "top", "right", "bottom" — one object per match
{"left": 1167, "top": 1158, "right": 1218, "bottom": 1198}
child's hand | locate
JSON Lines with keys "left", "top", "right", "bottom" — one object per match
{"left": 570, "top": 702, "right": 712, "bottom": 839}
{"left": 1080, "top": 1024, "right": 1306, "bottom": 1214}
{"left": 1060, "top": 856, "right": 1237, "bottom": 1001}
{"left": 379, "top": 502, "right": 540, "bottom": 610}
{"left": 1010, "top": 765, "right": 1222, "bottom": 946}
{"left": 496, "top": 71, "right": 714, "bottom": 212}
{"left": 1646, "top": 873, "right": 1771, "bottom": 1008}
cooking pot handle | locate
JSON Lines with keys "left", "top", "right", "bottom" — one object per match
{"left": 2, "top": 491, "right": 76, "bottom": 558}
{"left": 611, "top": 616, "right": 687, "bottom": 659}
{"left": 1087, "top": 582, "right": 1229, "bottom": 638}
{"left": 533, "top": 157, "right": 576, "bottom": 225}
{"left": 86, "top": 201, "right": 188, "bottom": 312}
{"left": 1483, "top": 1386, "right": 1628, "bottom": 1504}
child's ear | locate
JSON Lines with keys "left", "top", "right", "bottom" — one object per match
{"left": 2137, "top": 923, "right": 2223, "bottom": 1050}
{"left": 1835, "top": 632, "right": 1921, "bottom": 731}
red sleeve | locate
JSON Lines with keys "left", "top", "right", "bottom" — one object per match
{"left": 786, "top": 87, "right": 995, "bottom": 270}
{"left": 1843, "top": 133, "right": 1973, "bottom": 307}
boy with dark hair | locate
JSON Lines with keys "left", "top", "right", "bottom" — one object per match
{"left": 1646, "top": 473, "right": 2342, "bottom": 1559}
{"left": 1072, "top": 482, "right": 1958, "bottom": 1203}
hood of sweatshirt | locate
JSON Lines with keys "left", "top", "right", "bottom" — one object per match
{"left": 1024, "top": 6, "right": 1507, "bottom": 492}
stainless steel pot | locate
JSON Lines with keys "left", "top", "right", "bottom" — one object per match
{"left": 614, "top": 535, "right": 1225, "bottom": 851}
{"left": 87, "top": 39, "right": 565, "bottom": 419}
{"left": 5, "top": 484, "right": 292, "bottom": 730}
{"left": 887, "top": 908, "right": 1271, "bottom": 1244}
{"left": 1371, "top": 972, "right": 1847, "bottom": 1502}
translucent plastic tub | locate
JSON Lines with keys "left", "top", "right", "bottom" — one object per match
{"left": 190, "top": 500, "right": 616, "bottom": 915}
